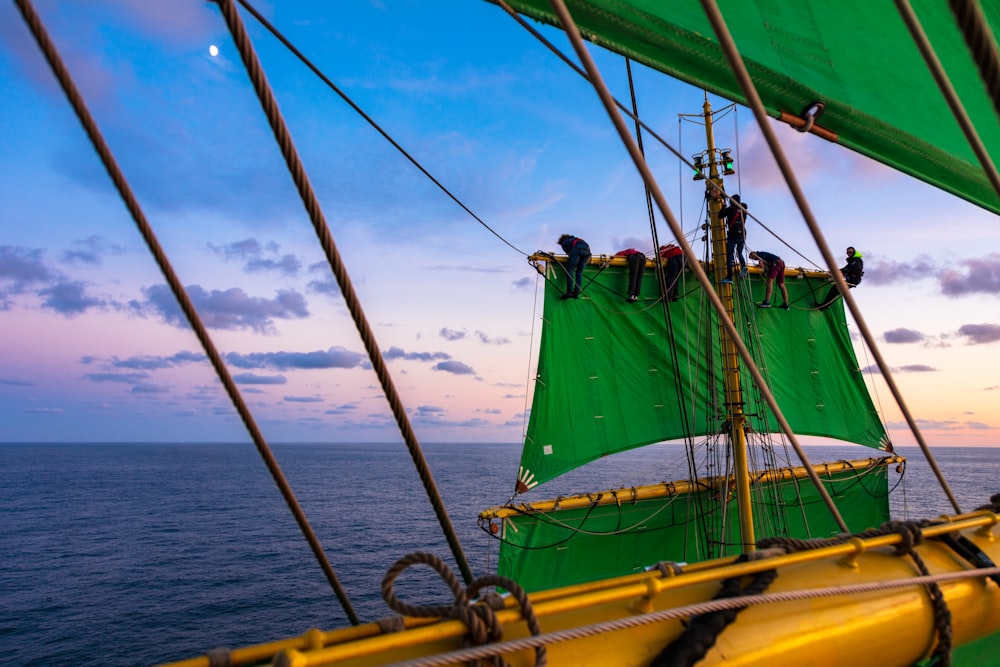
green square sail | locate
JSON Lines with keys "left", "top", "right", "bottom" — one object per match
{"left": 518, "top": 260, "right": 887, "bottom": 490}
{"left": 491, "top": 0, "right": 1000, "bottom": 215}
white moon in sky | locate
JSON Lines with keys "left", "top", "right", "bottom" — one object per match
{"left": 209, "top": 45, "right": 219, "bottom": 57}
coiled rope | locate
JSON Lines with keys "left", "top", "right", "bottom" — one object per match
{"left": 382, "top": 552, "right": 546, "bottom": 667}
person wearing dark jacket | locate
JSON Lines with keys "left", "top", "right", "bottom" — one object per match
{"left": 615, "top": 248, "right": 646, "bottom": 303}
{"left": 818, "top": 246, "right": 864, "bottom": 310}
{"left": 659, "top": 243, "right": 685, "bottom": 302}
{"left": 719, "top": 194, "right": 747, "bottom": 284}
{"left": 557, "top": 234, "right": 591, "bottom": 299}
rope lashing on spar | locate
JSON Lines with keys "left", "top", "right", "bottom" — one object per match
{"left": 757, "top": 519, "right": 953, "bottom": 667}
{"left": 382, "top": 552, "right": 547, "bottom": 667}
{"left": 650, "top": 516, "right": 973, "bottom": 667}
{"left": 649, "top": 549, "right": 781, "bottom": 667}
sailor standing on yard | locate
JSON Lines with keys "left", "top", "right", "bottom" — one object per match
{"left": 558, "top": 234, "right": 591, "bottom": 299}
{"left": 749, "top": 250, "right": 789, "bottom": 309}
{"left": 817, "top": 246, "right": 864, "bottom": 310}
{"left": 719, "top": 194, "right": 747, "bottom": 284}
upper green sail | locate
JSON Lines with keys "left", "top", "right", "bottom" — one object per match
{"left": 491, "top": 0, "right": 1000, "bottom": 215}
{"left": 518, "top": 259, "right": 887, "bottom": 490}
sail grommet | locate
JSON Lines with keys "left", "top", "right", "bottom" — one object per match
{"left": 797, "top": 100, "right": 826, "bottom": 133}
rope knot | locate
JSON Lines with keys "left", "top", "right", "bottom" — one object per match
{"left": 382, "top": 552, "right": 547, "bottom": 666}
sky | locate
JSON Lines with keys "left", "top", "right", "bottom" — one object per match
{"left": 1, "top": 0, "right": 998, "bottom": 446}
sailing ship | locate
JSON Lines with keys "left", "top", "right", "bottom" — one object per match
{"left": 12, "top": 0, "right": 1000, "bottom": 665}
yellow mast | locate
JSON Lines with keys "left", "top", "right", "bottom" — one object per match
{"left": 699, "top": 96, "right": 755, "bottom": 552}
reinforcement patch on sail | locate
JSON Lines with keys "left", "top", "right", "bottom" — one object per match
{"left": 519, "top": 262, "right": 885, "bottom": 488}
{"left": 499, "top": 460, "right": 893, "bottom": 592}
{"left": 491, "top": 0, "right": 1000, "bottom": 215}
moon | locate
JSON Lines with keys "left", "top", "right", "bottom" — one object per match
{"left": 209, "top": 45, "right": 219, "bottom": 57}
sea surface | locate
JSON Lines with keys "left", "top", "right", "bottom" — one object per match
{"left": 1, "top": 442, "right": 998, "bottom": 666}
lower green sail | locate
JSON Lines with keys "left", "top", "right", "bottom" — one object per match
{"left": 495, "top": 458, "right": 897, "bottom": 592}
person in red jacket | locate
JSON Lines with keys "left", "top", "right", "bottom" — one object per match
{"left": 659, "top": 243, "right": 685, "bottom": 302}
{"left": 615, "top": 248, "right": 646, "bottom": 303}
{"left": 748, "top": 250, "right": 789, "bottom": 309}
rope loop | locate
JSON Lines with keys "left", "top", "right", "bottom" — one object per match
{"left": 796, "top": 100, "right": 825, "bottom": 133}
{"left": 976, "top": 492, "right": 1000, "bottom": 513}
{"left": 381, "top": 552, "right": 547, "bottom": 667}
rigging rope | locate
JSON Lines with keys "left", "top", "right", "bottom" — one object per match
{"left": 382, "top": 564, "right": 999, "bottom": 667}
{"left": 381, "top": 551, "right": 547, "bottom": 667}
{"left": 898, "top": 0, "right": 1000, "bottom": 199}
{"left": 950, "top": 0, "right": 1000, "bottom": 121}
{"left": 235, "top": 0, "right": 531, "bottom": 259}
{"left": 700, "top": 0, "right": 963, "bottom": 514}
{"left": 13, "top": 0, "right": 362, "bottom": 626}
{"left": 213, "top": 0, "right": 475, "bottom": 587}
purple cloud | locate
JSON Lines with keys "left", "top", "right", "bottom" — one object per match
{"left": 0, "top": 246, "right": 52, "bottom": 291}
{"left": 62, "top": 235, "right": 125, "bottom": 266}
{"left": 939, "top": 254, "right": 1000, "bottom": 296}
{"left": 284, "top": 396, "right": 324, "bottom": 403}
{"left": 863, "top": 255, "right": 936, "bottom": 286}
{"left": 233, "top": 373, "right": 287, "bottom": 385}
{"left": 883, "top": 327, "right": 925, "bottom": 344}
{"left": 384, "top": 346, "right": 451, "bottom": 362}
{"left": 440, "top": 327, "right": 466, "bottom": 341}
{"left": 226, "top": 347, "right": 364, "bottom": 370}
{"left": 433, "top": 360, "right": 475, "bottom": 375}
{"left": 209, "top": 239, "right": 303, "bottom": 277}
{"left": 475, "top": 330, "right": 510, "bottom": 345}
{"left": 38, "top": 280, "right": 105, "bottom": 316}
{"left": 138, "top": 284, "right": 309, "bottom": 334}
{"left": 956, "top": 323, "right": 1000, "bottom": 344}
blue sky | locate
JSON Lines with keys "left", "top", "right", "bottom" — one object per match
{"left": 1, "top": 0, "right": 998, "bottom": 445}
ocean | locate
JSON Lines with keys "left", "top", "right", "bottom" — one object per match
{"left": 1, "top": 442, "right": 997, "bottom": 667}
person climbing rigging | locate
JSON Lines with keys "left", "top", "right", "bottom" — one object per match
{"left": 659, "top": 243, "right": 685, "bottom": 302}
{"left": 817, "top": 246, "right": 864, "bottom": 310}
{"left": 615, "top": 247, "right": 646, "bottom": 303}
{"left": 748, "top": 250, "right": 789, "bottom": 309}
{"left": 557, "top": 234, "right": 591, "bottom": 299}
{"left": 719, "top": 194, "right": 747, "bottom": 284}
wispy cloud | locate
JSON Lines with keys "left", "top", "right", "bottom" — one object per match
{"left": 433, "top": 360, "right": 475, "bottom": 375}
{"left": 956, "top": 323, "right": 1000, "bottom": 344}
{"left": 861, "top": 364, "right": 938, "bottom": 374}
{"left": 883, "top": 327, "right": 925, "bottom": 344}
{"left": 38, "top": 280, "right": 106, "bottom": 315}
{"left": 475, "top": 330, "right": 510, "bottom": 345}
{"left": 440, "top": 327, "right": 466, "bottom": 341}
{"left": 939, "top": 253, "right": 1000, "bottom": 296}
{"left": 384, "top": 346, "right": 451, "bottom": 362}
{"left": 226, "top": 347, "right": 365, "bottom": 370}
{"left": 62, "top": 235, "right": 125, "bottom": 266}
{"left": 233, "top": 373, "right": 287, "bottom": 385}
{"left": 208, "top": 238, "right": 303, "bottom": 277}
{"left": 284, "top": 396, "right": 324, "bottom": 403}
{"left": 136, "top": 284, "right": 309, "bottom": 334}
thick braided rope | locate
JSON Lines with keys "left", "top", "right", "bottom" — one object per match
{"left": 382, "top": 553, "right": 546, "bottom": 667}
{"left": 211, "top": 0, "right": 474, "bottom": 587}
{"left": 762, "top": 520, "right": 952, "bottom": 666}
{"left": 949, "top": 0, "right": 1000, "bottom": 120}
{"left": 13, "top": 0, "right": 361, "bottom": 626}
{"left": 650, "top": 553, "right": 779, "bottom": 667}
{"left": 382, "top": 566, "right": 1000, "bottom": 667}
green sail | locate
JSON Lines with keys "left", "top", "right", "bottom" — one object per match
{"left": 498, "top": 458, "right": 896, "bottom": 593}
{"left": 490, "top": 0, "right": 1000, "bottom": 215}
{"left": 518, "top": 260, "right": 887, "bottom": 490}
